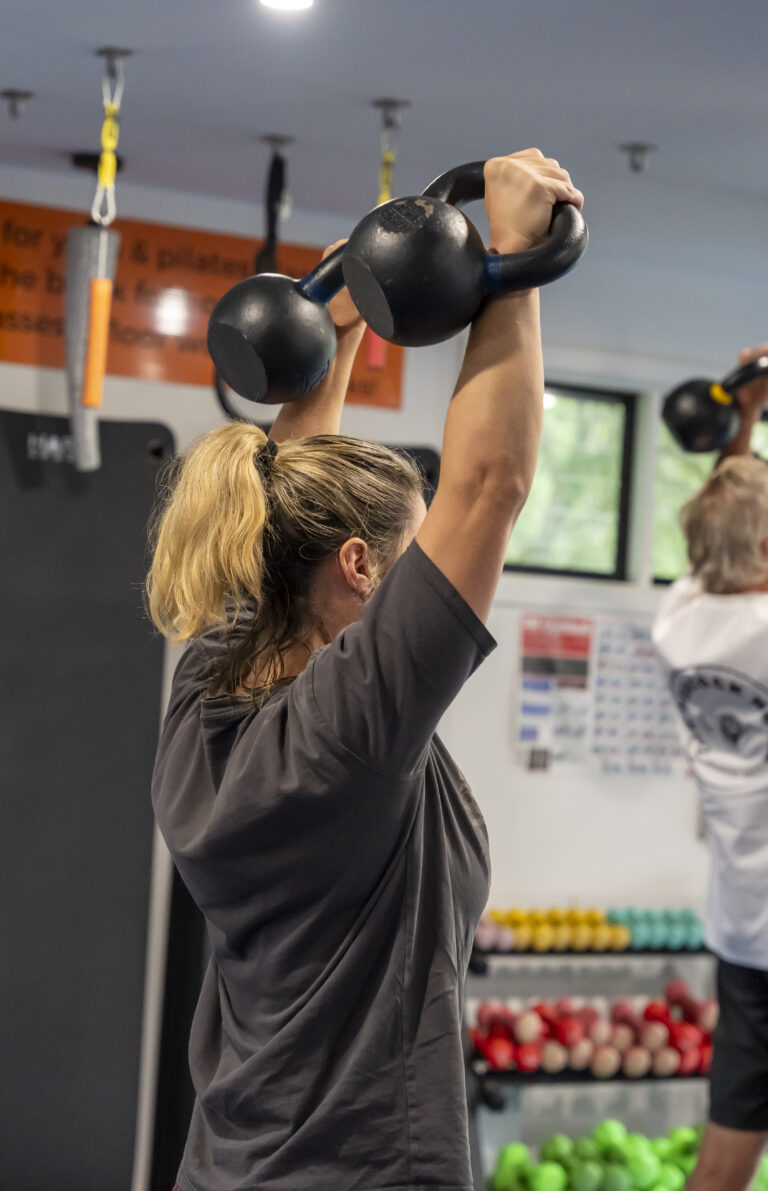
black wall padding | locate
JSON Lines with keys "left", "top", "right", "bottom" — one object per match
{"left": 0, "top": 411, "right": 174, "bottom": 1191}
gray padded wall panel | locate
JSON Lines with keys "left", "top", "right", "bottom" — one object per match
{"left": 0, "top": 411, "right": 173, "bottom": 1190}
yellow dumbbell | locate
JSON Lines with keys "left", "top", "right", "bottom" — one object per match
{"left": 585, "top": 907, "right": 606, "bottom": 927}
{"left": 513, "top": 924, "right": 533, "bottom": 952}
{"left": 532, "top": 924, "right": 556, "bottom": 952}
{"left": 552, "top": 924, "right": 574, "bottom": 952}
{"left": 591, "top": 924, "right": 613, "bottom": 951}
{"left": 571, "top": 925, "right": 594, "bottom": 951}
{"left": 609, "top": 925, "right": 631, "bottom": 951}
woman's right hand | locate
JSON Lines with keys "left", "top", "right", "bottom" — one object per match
{"left": 484, "top": 149, "right": 584, "bottom": 256}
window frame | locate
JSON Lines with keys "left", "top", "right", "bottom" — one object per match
{"left": 503, "top": 381, "right": 637, "bottom": 582}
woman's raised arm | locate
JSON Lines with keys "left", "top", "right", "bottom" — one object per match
{"left": 269, "top": 241, "right": 365, "bottom": 443}
{"left": 417, "top": 150, "right": 583, "bottom": 623}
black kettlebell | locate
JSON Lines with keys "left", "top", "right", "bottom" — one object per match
{"left": 341, "top": 160, "right": 588, "bottom": 347}
{"left": 207, "top": 246, "right": 344, "bottom": 405}
{"left": 662, "top": 357, "right": 768, "bottom": 453}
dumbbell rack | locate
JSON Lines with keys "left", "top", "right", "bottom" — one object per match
{"left": 464, "top": 948, "right": 715, "bottom": 1190}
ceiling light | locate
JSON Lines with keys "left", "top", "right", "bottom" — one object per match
{"left": 260, "top": 0, "right": 314, "bottom": 10}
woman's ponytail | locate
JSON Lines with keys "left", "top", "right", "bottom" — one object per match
{"left": 147, "top": 423, "right": 273, "bottom": 642}
{"left": 147, "top": 425, "right": 423, "bottom": 692}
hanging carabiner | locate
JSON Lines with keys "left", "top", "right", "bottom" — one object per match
{"left": 90, "top": 55, "right": 125, "bottom": 227}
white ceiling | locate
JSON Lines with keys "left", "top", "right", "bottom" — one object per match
{"left": 1, "top": 0, "right": 767, "bottom": 221}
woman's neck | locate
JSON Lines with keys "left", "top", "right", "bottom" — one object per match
{"left": 240, "top": 633, "right": 327, "bottom": 695}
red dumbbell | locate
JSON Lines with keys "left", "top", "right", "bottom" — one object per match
{"left": 515, "top": 1042, "right": 541, "bottom": 1073}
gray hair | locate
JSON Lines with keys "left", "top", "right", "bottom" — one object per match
{"left": 680, "top": 456, "right": 768, "bottom": 593}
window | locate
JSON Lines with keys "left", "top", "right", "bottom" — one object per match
{"left": 504, "top": 383, "right": 635, "bottom": 579}
{"left": 653, "top": 419, "right": 768, "bottom": 581}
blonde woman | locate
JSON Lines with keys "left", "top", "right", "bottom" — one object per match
{"left": 149, "top": 150, "right": 582, "bottom": 1191}
{"left": 653, "top": 347, "right": 768, "bottom": 1191}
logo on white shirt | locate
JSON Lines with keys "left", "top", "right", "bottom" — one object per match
{"left": 671, "top": 665, "right": 768, "bottom": 789}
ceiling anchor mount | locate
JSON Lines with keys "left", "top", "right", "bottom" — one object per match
{"left": 260, "top": 134, "right": 295, "bottom": 150}
{"left": 620, "top": 141, "right": 658, "bottom": 174}
{"left": 1, "top": 89, "right": 35, "bottom": 119}
{"left": 372, "top": 97, "right": 411, "bottom": 133}
{"left": 95, "top": 47, "right": 134, "bottom": 78}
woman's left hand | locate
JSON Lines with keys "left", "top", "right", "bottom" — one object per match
{"left": 322, "top": 240, "right": 365, "bottom": 332}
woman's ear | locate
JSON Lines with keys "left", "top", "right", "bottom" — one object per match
{"left": 338, "top": 538, "right": 373, "bottom": 596}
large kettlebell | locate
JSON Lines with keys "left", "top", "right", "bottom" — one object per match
{"left": 341, "top": 160, "right": 588, "bottom": 347}
{"left": 662, "top": 357, "right": 768, "bottom": 453}
{"left": 207, "top": 246, "right": 345, "bottom": 405}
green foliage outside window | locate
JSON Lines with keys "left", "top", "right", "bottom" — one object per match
{"left": 653, "top": 420, "right": 768, "bottom": 581}
{"left": 505, "top": 388, "right": 629, "bottom": 575}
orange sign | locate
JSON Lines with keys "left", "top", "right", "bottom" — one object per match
{"left": 0, "top": 199, "right": 403, "bottom": 408}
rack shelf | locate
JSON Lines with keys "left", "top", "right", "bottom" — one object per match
{"left": 470, "top": 1061, "right": 706, "bottom": 1087}
{"left": 471, "top": 949, "right": 709, "bottom": 968}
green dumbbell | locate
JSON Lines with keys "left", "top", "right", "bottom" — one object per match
{"left": 574, "top": 1138, "right": 601, "bottom": 1163}
{"left": 539, "top": 1135, "right": 574, "bottom": 1166}
{"left": 492, "top": 1143, "right": 531, "bottom": 1191}
{"left": 569, "top": 1160, "right": 604, "bottom": 1191}
{"left": 603, "top": 1165, "right": 633, "bottom": 1191}
{"left": 651, "top": 1138, "right": 674, "bottom": 1162}
{"left": 656, "top": 1164, "right": 686, "bottom": 1190}
{"left": 527, "top": 1162, "right": 568, "bottom": 1191}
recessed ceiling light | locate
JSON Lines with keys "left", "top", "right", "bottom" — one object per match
{"left": 260, "top": 0, "right": 314, "bottom": 10}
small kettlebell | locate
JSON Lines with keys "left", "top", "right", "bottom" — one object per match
{"left": 341, "top": 160, "right": 588, "bottom": 347}
{"left": 662, "top": 357, "right": 768, "bottom": 453}
{"left": 207, "top": 246, "right": 344, "bottom": 405}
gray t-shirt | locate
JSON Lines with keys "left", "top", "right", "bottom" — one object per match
{"left": 153, "top": 541, "right": 494, "bottom": 1191}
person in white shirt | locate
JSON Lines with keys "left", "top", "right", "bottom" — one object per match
{"left": 653, "top": 344, "right": 768, "bottom": 1191}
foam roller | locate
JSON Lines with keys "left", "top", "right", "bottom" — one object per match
{"left": 65, "top": 226, "right": 120, "bottom": 471}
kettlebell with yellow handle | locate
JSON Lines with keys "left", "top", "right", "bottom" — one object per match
{"left": 662, "top": 357, "right": 768, "bottom": 453}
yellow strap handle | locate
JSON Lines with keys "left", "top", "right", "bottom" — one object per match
{"left": 82, "top": 278, "right": 113, "bottom": 408}
{"left": 377, "top": 149, "right": 396, "bottom": 205}
{"left": 97, "top": 107, "right": 120, "bottom": 189}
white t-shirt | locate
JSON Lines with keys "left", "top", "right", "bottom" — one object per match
{"left": 653, "top": 576, "right": 768, "bottom": 970}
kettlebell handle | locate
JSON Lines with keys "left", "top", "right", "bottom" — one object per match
{"left": 422, "top": 160, "right": 588, "bottom": 292}
{"left": 721, "top": 357, "right": 768, "bottom": 397}
{"left": 422, "top": 160, "right": 488, "bottom": 207}
{"left": 298, "top": 242, "right": 345, "bottom": 304}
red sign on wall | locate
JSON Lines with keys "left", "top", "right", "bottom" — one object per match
{"left": 0, "top": 199, "right": 404, "bottom": 409}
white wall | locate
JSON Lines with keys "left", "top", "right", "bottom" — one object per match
{"left": 3, "top": 158, "right": 751, "bottom": 917}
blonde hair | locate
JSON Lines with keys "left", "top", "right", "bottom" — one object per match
{"left": 680, "top": 455, "right": 768, "bottom": 593}
{"left": 146, "top": 423, "right": 423, "bottom": 691}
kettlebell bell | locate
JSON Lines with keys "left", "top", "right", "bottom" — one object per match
{"left": 341, "top": 160, "right": 588, "bottom": 347}
{"left": 207, "top": 245, "right": 345, "bottom": 405}
{"left": 662, "top": 357, "right": 768, "bottom": 453}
